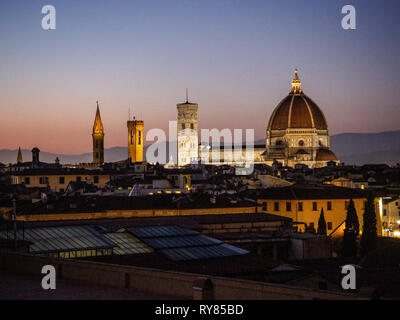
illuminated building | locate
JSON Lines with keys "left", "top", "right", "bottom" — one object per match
{"left": 177, "top": 93, "right": 198, "bottom": 167}
{"left": 264, "top": 69, "right": 338, "bottom": 168}
{"left": 92, "top": 101, "right": 105, "bottom": 165}
{"left": 127, "top": 117, "right": 144, "bottom": 163}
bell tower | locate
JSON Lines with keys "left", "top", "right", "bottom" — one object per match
{"left": 177, "top": 90, "right": 198, "bottom": 167}
{"left": 127, "top": 117, "right": 144, "bottom": 163}
{"left": 92, "top": 101, "right": 105, "bottom": 164}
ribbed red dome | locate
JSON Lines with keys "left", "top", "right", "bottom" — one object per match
{"left": 267, "top": 94, "right": 328, "bottom": 131}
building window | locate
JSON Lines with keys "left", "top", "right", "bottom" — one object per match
{"left": 131, "top": 130, "right": 134, "bottom": 144}
{"left": 327, "top": 201, "right": 332, "bottom": 211}
{"left": 182, "top": 123, "right": 185, "bottom": 130}
{"left": 262, "top": 202, "right": 267, "bottom": 211}
{"left": 76, "top": 176, "right": 81, "bottom": 182}
{"left": 345, "top": 201, "right": 349, "bottom": 210}
{"left": 39, "top": 177, "right": 48, "bottom": 185}
{"left": 383, "top": 209, "right": 387, "bottom": 216}
{"left": 298, "top": 202, "right": 303, "bottom": 211}
{"left": 59, "top": 177, "right": 65, "bottom": 184}
{"left": 274, "top": 202, "right": 279, "bottom": 211}
{"left": 24, "top": 177, "right": 30, "bottom": 185}
{"left": 94, "top": 176, "right": 99, "bottom": 184}
{"left": 138, "top": 131, "right": 141, "bottom": 145}
{"left": 286, "top": 202, "right": 292, "bottom": 211}
{"left": 312, "top": 202, "right": 317, "bottom": 211}
{"left": 309, "top": 222, "right": 315, "bottom": 230}
{"left": 327, "top": 222, "right": 332, "bottom": 230}
{"left": 190, "top": 123, "right": 194, "bottom": 130}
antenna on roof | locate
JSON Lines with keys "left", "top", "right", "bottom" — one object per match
{"left": 128, "top": 107, "right": 131, "bottom": 121}
{"left": 186, "top": 88, "right": 189, "bottom": 103}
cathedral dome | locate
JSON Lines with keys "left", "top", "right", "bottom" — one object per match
{"left": 316, "top": 148, "right": 337, "bottom": 161}
{"left": 267, "top": 70, "right": 328, "bottom": 131}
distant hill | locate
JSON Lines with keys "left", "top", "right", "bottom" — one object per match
{"left": 1, "top": 131, "right": 400, "bottom": 165}
{"left": 330, "top": 131, "right": 400, "bottom": 157}
{"left": 339, "top": 149, "right": 400, "bottom": 166}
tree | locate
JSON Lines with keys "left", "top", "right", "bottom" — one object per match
{"left": 317, "top": 208, "right": 327, "bottom": 236}
{"left": 360, "top": 194, "right": 378, "bottom": 257}
{"left": 342, "top": 199, "right": 359, "bottom": 257}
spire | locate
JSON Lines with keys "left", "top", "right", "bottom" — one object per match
{"left": 17, "top": 147, "right": 23, "bottom": 164}
{"left": 186, "top": 88, "right": 189, "bottom": 103}
{"left": 290, "top": 68, "right": 303, "bottom": 94}
{"left": 93, "top": 101, "right": 104, "bottom": 135}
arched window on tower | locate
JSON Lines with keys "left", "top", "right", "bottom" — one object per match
{"left": 138, "top": 131, "right": 141, "bottom": 145}
{"left": 131, "top": 130, "right": 134, "bottom": 144}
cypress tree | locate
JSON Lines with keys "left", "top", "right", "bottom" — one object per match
{"left": 360, "top": 194, "right": 378, "bottom": 257}
{"left": 317, "top": 208, "right": 327, "bottom": 236}
{"left": 342, "top": 199, "right": 359, "bottom": 257}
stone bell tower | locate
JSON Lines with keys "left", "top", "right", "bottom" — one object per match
{"left": 177, "top": 90, "right": 198, "bottom": 167}
{"left": 127, "top": 117, "right": 144, "bottom": 163}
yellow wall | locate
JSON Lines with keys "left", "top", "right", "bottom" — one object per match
{"left": 11, "top": 174, "right": 110, "bottom": 192}
{"left": 257, "top": 197, "right": 382, "bottom": 237}
{"left": 127, "top": 120, "right": 144, "bottom": 163}
{"left": 8, "top": 206, "right": 258, "bottom": 222}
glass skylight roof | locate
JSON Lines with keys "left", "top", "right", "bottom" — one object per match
{"left": 160, "top": 243, "right": 249, "bottom": 261}
{"left": 140, "top": 234, "right": 222, "bottom": 249}
{"left": 126, "top": 225, "right": 249, "bottom": 261}
{"left": 128, "top": 225, "right": 198, "bottom": 238}
{"left": 103, "top": 232, "right": 153, "bottom": 255}
{"left": 0, "top": 225, "right": 116, "bottom": 254}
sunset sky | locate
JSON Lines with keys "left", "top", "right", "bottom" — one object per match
{"left": 1, "top": 0, "right": 400, "bottom": 154}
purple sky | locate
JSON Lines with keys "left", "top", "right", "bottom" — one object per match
{"left": 1, "top": 0, "right": 400, "bottom": 153}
